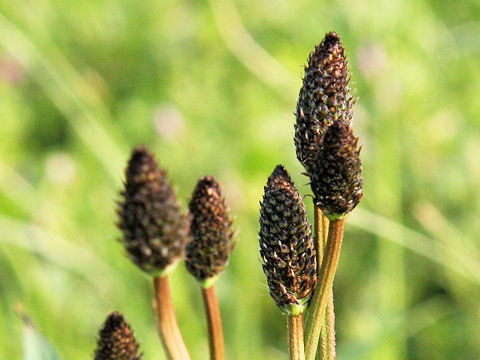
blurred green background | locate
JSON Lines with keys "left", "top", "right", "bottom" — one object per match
{"left": 1, "top": 0, "right": 480, "bottom": 358}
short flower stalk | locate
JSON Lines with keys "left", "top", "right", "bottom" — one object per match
{"left": 201, "top": 285, "right": 225, "bottom": 360}
{"left": 259, "top": 165, "right": 317, "bottom": 359}
{"left": 185, "top": 176, "right": 235, "bottom": 360}
{"left": 117, "top": 146, "right": 191, "bottom": 360}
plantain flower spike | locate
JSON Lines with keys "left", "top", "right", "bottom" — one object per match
{"left": 117, "top": 145, "right": 190, "bottom": 276}
{"left": 259, "top": 165, "right": 317, "bottom": 315}
{"left": 310, "top": 121, "right": 363, "bottom": 220}
{"left": 94, "top": 311, "right": 142, "bottom": 360}
{"left": 185, "top": 175, "right": 236, "bottom": 288}
{"left": 294, "top": 31, "right": 354, "bottom": 176}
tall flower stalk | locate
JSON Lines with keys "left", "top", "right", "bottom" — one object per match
{"left": 294, "top": 31, "right": 361, "bottom": 360}
{"left": 185, "top": 176, "right": 236, "bottom": 360}
{"left": 117, "top": 146, "right": 191, "bottom": 360}
{"left": 259, "top": 165, "right": 317, "bottom": 360}
{"left": 313, "top": 206, "right": 335, "bottom": 360}
{"left": 305, "top": 121, "right": 363, "bottom": 360}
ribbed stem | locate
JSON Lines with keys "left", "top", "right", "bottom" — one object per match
{"left": 304, "top": 219, "right": 344, "bottom": 360}
{"left": 317, "top": 298, "right": 336, "bottom": 360}
{"left": 322, "top": 212, "right": 336, "bottom": 360}
{"left": 288, "top": 313, "right": 305, "bottom": 360}
{"left": 326, "top": 292, "right": 336, "bottom": 359}
{"left": 314, "top": 208, "right": 329, "bottom": 360}
{"left": 201, "top": 285, "right": 225, "bottom": 360}
{"left": 307, "top": 207, "right": 336, "bottom": 360}
{"left": 153, "top": 276, "right": 191, "bottom": 360}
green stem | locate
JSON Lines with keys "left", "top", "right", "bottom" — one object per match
{"left": 153, "top": 276, "right": 191, "bottom": 360}
{"left": 315, "top": 208, "right": 329, "bottom": 360}
{"left": 304, "top": 218, "right": 344, "bottom": 360}
{"left": 322, "top": 212, "right": 336, "bottom": 360}
{"left": 201, "top": 285, "right": 225, "bottom": 360}
{"left": 288, "top": 313, "right": 306, "bottom": 360}
{"left": 308, "top": 207, "right": 336, "bottom": 360}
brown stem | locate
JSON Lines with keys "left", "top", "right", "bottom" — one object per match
{"left": 326, "top": 292, "right": 336, "bottom": 359}
{"left": 313, "top": 208, "right": 329, "bottom": 360}
{"left": 201, "top": 285, "right": 225, "bottom": 360}
{"left": 319, "top": 330, "right": 328, "bottom": 360}
{"left": 288, "top": 313, "right": 305, "bottom": 360}
{"left": 153, "top": 276, "right": 191, "bottom": 360}
{"left": 321, "top": 212, "right": 329, "bottom": 248}
{"left": 304, "top": 218, "right": 344, "bottom": 360}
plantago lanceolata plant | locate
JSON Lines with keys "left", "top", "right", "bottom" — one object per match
{"left": 117, "top": 145, "right": 191, "bottom": 360}
{"left": 294, "top": 32, "right": 362, "bottom": 360}
{"left": 186, "top": 175, "right": 236, "bottom": 360}
{"left": 259, "top": 165, "right": 317, "bottom": 360}
{"left": 307, "top": 130, "right": 362, "bottom": 359}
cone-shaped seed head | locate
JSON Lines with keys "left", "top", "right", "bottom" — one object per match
{"left": 117, "top": 146, "right": 190, "bottom": 276}
{"left": 259, "top": 165, "right": 317, "bottom": 315}
{"left": 185, "top": 176, "right": 236, "bottom": 286}
{"left": 311, "top": 121, "right": 363, "bottom": 219}
{"left": 94, "top": 311, "right": 142, "bottom": 360}
{"left": 295, "top": 31, "right": 354, "bottom": 175}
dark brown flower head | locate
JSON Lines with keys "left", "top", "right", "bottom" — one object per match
{"left": 295, "top": 31, "right": 354, "bottom": 176}
{"left": 311, "top": 121, "right": 363, "bottom": 219}
{"left": 117, "top": 146, "right": 190, "bottom": 276}
{"left": 259, "top": 165, "right": 317, "bottom": 315}
{"left": 185, "top": 176, "right": 236, "bottom": 287}
{"left": 94, "top": 311, "right": 142, "bottom": 360}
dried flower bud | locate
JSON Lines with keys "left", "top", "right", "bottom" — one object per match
{"left": 259, "top": 165, "right": 317, "bottom": 315}
{"left": 185, "top": 176, "right": 236, "bottom": 287}
{"left": 295, "top": 31, "right": 354, "bottom": 175}
{"left": 117, "top": 146, "right": 190, "bottom": 276}
{"left": 94, "top": 311, "right": 142, "bottom": 360}
{"left": 311, "top": 121, "right": 363, "bottom": 219}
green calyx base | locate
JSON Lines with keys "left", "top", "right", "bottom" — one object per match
{"left": 199, "top": 275, "right": 219, "bottom": 289}
{"left": 324, "top": 211, "right": 348, "bottom": 221}
{"left": 281, "top": 297, "right": 310, "bottom": 316}
{"left": 149, "top": 259, "right": 180, "bottom": 278}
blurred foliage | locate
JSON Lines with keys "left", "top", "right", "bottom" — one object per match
{"left": 1, "top": 0, "right": 480, "bottom": 359}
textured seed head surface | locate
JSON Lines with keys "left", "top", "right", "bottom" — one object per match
{"left": 295, "top": 31, "right": 354, "bottom": 176}
{"left": 311, "top": 121, "right": 363, "bottom": 219}
{"left": 94, "top": 311, "right": 142, "bottom": 360}
{"left": 185, "top": 175, "right": 235, "bottom": 283}
{"left": 117, "top": 146, "right": 190, "bottom": 275}
{"left": 259, "top": 165, "right": 317, "bottom": 314}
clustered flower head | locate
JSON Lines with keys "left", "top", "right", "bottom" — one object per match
{"left": 259, "top": 165, "right": 317, "bottom": 315}
{"left": 185, "top": 175, "right": 236, "bottom": 287}
{"left": 310, "top": 121, "right": 363, "bottom": 219}
{"left": 295, "top": 31, "right": 354, "bottom": 176}
{"left": 117, "top": 145, "right": 190, "bottom": 276}
{"left": 94, "top": 312, "right": 142, "bottom": 360}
